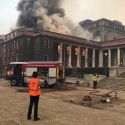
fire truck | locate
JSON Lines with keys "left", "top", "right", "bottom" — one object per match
{"left": 6, "top": 61, "right": 65, "bottom": 87}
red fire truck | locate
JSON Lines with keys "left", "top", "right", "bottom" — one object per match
{"left": 6, "top": 61, "right": 65, "bottom": 87}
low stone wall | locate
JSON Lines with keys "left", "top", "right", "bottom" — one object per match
{"left": 109, "top": 67, "right": 125, "bottom": 77}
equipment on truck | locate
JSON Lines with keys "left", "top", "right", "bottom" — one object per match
{"left": 6, "top": 61, "right": 65, "bottom": 87}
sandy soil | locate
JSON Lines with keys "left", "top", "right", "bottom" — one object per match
{"left": 0, "top": 79, "right": 125, "bottom": 125}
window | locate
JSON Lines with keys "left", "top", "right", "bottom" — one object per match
{"left": 6, "top": 35, "right": 9, "bottom": 40}
{"left": 18, "top": 40, "right": 21, "bottom": 47}
{"left": 14, "top": 40, "right": 16, "bottom": 49}
{"left": 15, "top": 40, "right": 19, "bottom": 49}
{"left": 8, "top": 57, "right": 11, "bottom": 62}
{"left": 43, "top": 55, "right": 48, "bottom": 61}
{"left": 12, "top": 42, "right": 14, "bottom": 50}
{"left": 4, "top": 44, "right": 5, "bottom": 53}
{"left": 109, "top": 23, "right": 112, "bottom": 28}
{"left": 13, "top": 32, "right": 16, "bottom": 37}
{"left": 5, "top": 36, "right": 7, "bottom": 40}
{"left": 99, "top": 21, "right": 103, "bottom": 26}
{"left": 16, "top": 54, "right": 19, "bottom": 61}
{"left": 5, "top": 45, "right": 6, "bottom": 52}
{"left": 105, "top": 22, "right": 109, "bottom": 27}
{"left": 92, "top": 23, "right": 97, "bottom": 28}
{"left": 44, "top": 38, "right": 49, "bottom": 48}
{"left": 11, "top": 56, "right": 15, "bottom": 61}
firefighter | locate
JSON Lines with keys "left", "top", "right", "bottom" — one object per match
{"left": 13, "top": 64, "right": 22, "bottom": 86}
{"left": 92, "top": 73, "right": 99, "bottom": 89}
{"left": 27, "top": 71, "right": 41, "bottom": 121}
{"left": 58, "top": 70, "right": 63, "bottom": 84}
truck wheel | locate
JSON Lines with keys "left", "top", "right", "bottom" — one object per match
{"left": 76, "top": 81, "right": 80, "bottom": 85}
{"left": 11, "top": 80, "right": 17, "bottom": 86}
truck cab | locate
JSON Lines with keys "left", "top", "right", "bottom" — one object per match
{"left": 6, "top": 61, "right": 65, "bottom": 87}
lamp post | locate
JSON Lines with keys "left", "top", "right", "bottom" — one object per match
{"left": 104, "top": 52, "right": 108, "bottom": 67}
{"left": 104, "top": 52, "right": 108, "bottom": 56}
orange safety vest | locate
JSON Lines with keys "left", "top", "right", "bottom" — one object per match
{"left": 29, "top": 78, "right": 41, "bottom": 96}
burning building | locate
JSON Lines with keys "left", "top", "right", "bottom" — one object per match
{"left": 0, "top": 27, "right": 125, "bottom": 78}
{"left": 0, "top": 0, "right": 125, "bottom": 77}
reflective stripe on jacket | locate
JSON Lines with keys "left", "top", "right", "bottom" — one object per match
{"left": 29, "top": 78, "right": 40, "bottom": 96}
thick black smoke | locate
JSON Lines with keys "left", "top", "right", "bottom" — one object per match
{"left": 16, "top": 0, "right": 100, "bottom": 41}
{"left": 17, "top": 0, "right": 65, "bottom": 28}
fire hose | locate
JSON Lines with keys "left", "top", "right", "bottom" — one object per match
{"left": 89, "top": 89, "right": 118, "bottom": 99}
{"left": 78, "top": 88, "right": 118, "bottom": 102}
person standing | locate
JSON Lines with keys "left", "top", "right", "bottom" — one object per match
{"left": 92, "top": 73, "right": 98, "bottom": 89}
{"left": 13, "top": 64, "right": 22, "bottom": 86}
{"left": 27, "top": 71, "right": 41, "bottom": 121}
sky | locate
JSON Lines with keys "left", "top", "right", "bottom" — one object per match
{"left": 0, "top": 0, "right": 125, "bottom": 34}
{"left": 0, "top": 0, "right": 20, "bottom": 34}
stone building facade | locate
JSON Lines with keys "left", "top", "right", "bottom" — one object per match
{"left": 0, "top": 35, "right": 5, "bottom": 76}
{"left": 1, "top": 27, "right": 125, "bottom": 77}
{"left": 80, "top": 18, "right": 125, "bottom": 41}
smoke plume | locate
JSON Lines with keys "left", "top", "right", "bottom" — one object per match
{"left": 17, "top": 0, "right": 100, "bottom": 41}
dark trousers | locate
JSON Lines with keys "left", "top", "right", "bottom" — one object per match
{"left": 27, "top": 96, "right": 39, "bottom": 119}
{"left": 93, "top": 81, "right": 97, "bottom": 89}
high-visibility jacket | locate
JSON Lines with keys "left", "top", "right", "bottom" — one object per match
{"left": 92, "top": 75, "right": 98, "bottom": 81}
{"left": 29, "top": 78, "right": 41, "bottom": 96}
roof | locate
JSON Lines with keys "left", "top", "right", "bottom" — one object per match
{"left": 4, "top": 29, "right": 100, "bottom": 47}
{"left": 4, "top": 28, "right": 125, "bottom": 48}
{"left": 28, "top": 61, "right": 63, "bottom": 64}
{"left": 93, "top": 18, "right": 124, "bottom": 27}
{"left": 0, "top": 35, "right": 5, "bottom": 40}
{"left": 38, "top": 31, "right": 100, "bottom": 47}
{"left": 9, "top": 62, "right": 28, "bottom": 64}
{"left": 9, "top": 61, "right": 63, "bottom": 65}
{"left": 100, "top": 38, "right": 125, "bottom": 47}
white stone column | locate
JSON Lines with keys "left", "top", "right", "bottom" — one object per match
{"left": 108, "top": 49, "right": 111, "bottom": 67}
{"left": 77, "top": 46, "right": 81, "bottom": 67}
{"left": 92, "top": 49, "right": 95, "bottom": 67}
{"left": 117, "top": 48, "right": 120, "bottom": 66}
{"left": 68, "top": 45, "right": 72, "bottom": 67}
{"left": 85, "top": 47, "right": 88, "bottom": 67}
{"left": 99, "top": 49, "right": 103, "bottom": 67}
{"left": 59, "top": 43, "right": 63, "bottom": 62}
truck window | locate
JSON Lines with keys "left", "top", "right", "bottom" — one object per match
{"left": 49, "top": 68, "right": 56, "bottom": 78}
{"left": 26, "top": 68, "right": 37, "bottom": 76}
{"left": 13, "top": 64, "right": 22, "bottom": 76}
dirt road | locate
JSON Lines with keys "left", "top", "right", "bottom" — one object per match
{"left": 0, "top": 79, "right": 125, "bottom": 125}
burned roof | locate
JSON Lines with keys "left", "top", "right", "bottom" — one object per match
{"left": 4, "top": 28, "right": 125, "bottom": 48}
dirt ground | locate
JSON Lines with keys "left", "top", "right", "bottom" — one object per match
{"left": 1, "top": 79, "right": 125, "bottom": 125}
